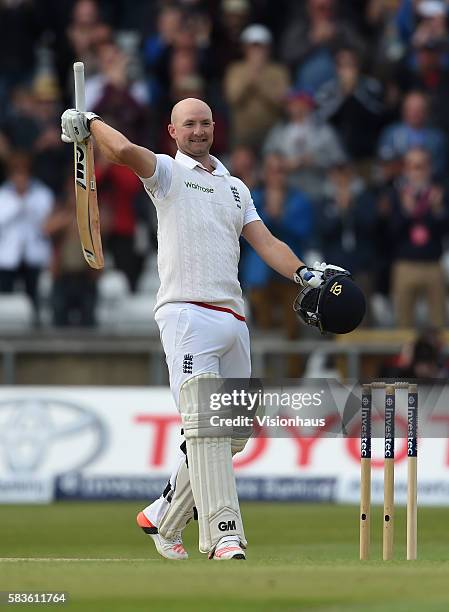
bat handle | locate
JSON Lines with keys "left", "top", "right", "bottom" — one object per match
{"left": 73, "top": 62, "right": 86, "bottom": 112}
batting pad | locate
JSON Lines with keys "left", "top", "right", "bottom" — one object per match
{"left": 158, "top": 456, "right": 195, "bottom": 540}
{"left": 231, "top": 437, "right": 248, "bottom": 454}
{"left": 180, "top": 373, "right": 247, "bottom": 554}
{"left": 158, "top": 439, "right": 249, "bottom": 540}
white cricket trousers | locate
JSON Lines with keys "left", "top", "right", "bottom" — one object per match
{"left": 155, "top": 302, "right": 251, "bottom": 405}
{"left": 144, "top": 302, "right": 251, "bottom": 529}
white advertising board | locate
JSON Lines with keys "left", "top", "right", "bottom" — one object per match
{"left": 0, "top": 387, "right": 447, "bottom": 504}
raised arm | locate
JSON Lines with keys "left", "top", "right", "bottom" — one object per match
{"left": 90, "top": 120, "right": 156, "bottom": 178}
{"left": 61, "top": 109, "right": 156, "bottom": 178}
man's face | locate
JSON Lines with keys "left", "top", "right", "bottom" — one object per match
{"left": 403, "top": 149, "right": 431, "bottom": 186}
{"left": 244, "top": 42, "right": 269, "bottom": 64}
{"left": 98, "top": 43, "right": 123, "bottom": 72}
{"left": 309, "top": 0, "right": 334, "bottom": 18}
{"left": 230, "top": 146, "right": 255, "bottom": 177}
{"left": 264, "top": 154, "right": 287, "bottom": 186}
{"left": 403, "top": 94, "right": 427, "bottom": 128}
{"left": 10, "top": 169, "right": 30, "bottom": 194}
{"left": 169, "top": 106, "right": 214, "bottom": 158}
{"left": 287, "top": 97, "right": 312, "bottom": 121}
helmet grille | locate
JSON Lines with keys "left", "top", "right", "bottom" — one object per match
{"left": 301, "top": 287, "right": 320, "bottom": 312}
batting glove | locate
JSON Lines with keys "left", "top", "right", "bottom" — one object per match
{"left": 293, "top": 262, "right": 351, "bottom": 288}
{"left": 61, "top": 109, "right": 101, "bottom": 143}
{"left": 293, "top": 265, "right": 324, "bottom": 289}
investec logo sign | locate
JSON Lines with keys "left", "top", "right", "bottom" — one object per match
{"left": 76, "top": 143, "right": 87, "bottom": 190}
{"left": 184, "top": 180, "right": 214, "bottom": 193}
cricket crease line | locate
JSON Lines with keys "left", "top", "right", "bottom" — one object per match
{"left": 0, "top": 558, "right": 155, "bottom": 562}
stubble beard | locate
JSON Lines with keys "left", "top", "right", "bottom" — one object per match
{"left": 184, "top": 140, "right": 212, "bottom": 161}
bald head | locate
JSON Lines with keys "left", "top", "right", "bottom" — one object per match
{"left": 170, "top": 97, "right": 212, "bottom": 125}
{"left": 168, "top": 97, "right": 215, "bottom": 163}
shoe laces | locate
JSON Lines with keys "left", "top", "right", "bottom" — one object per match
{"left": 172, "top": 532, "right": 183, "bottom": 546}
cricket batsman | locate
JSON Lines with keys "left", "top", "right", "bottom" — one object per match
{"left": 61, "top": 97, "right": 365, "bottom": 561}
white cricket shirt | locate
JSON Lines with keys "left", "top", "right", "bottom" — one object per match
{"left": 140, "top": 150, "right": 260, "bottom": 317}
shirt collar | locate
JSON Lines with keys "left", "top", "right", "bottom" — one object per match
{"left": 175, "top": 150, "right": 229, "bottom": 176}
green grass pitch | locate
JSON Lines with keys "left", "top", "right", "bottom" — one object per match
{"left": 1, "top": 502, "right": 449, "bottom": 611}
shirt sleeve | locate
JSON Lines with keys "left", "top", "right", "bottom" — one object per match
{"left": 139, "top": 154, "right": 173, "bottom": 200}
{"left": 243, "top": 195, "right": 261, "bottom": 227}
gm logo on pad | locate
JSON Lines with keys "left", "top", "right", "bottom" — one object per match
{"left": 218, "top": 520, "right": 236, "bottom": 531}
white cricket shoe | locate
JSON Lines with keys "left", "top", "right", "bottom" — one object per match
{"left": 210, "top": 536, "right": 246, "bottom": 560}
{"left": 136, "top": 511, "right": 188, "bottom": 560}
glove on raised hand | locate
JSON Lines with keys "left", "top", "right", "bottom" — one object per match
{"left": 61, "top": 109, "right": 101, "bottom": 143}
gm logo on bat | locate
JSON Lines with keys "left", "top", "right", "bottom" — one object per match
{"left": 76, "top": 144, "right": 87, "bottom": 189}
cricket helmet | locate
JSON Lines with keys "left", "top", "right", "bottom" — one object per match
{"left": 293, "top": 268, "right": 366, "bottom": 334}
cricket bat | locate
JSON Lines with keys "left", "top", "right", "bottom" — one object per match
{"left": 73, "top": 61, "right": 104, "bottom": 269}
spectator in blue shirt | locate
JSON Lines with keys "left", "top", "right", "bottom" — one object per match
{"left": 240, "top": 152, "right": 313, "bottom": 338}
{"left": 378, "top": 90, "right": 447, "bottom": 178}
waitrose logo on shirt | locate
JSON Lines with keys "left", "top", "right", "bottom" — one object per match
{"left": 184, "top": 181, "right": 214, "bottom": 193}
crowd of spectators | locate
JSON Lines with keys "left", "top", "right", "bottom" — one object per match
{"left": 1, "top": 0, "right": 449, "bottom": 333}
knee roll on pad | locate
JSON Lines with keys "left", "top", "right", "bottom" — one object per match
{"left": 180, "top": 374, "right": 247, "bottom": 554}
{"left": 180, "top": 372, "right": 231, "bottom": 439}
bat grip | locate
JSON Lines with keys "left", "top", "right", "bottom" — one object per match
{"left": 73, "top": 62, "right": 86, "bottom": 112}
